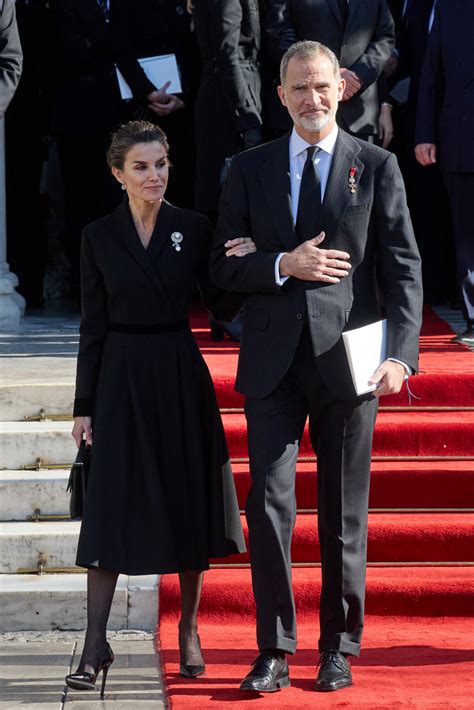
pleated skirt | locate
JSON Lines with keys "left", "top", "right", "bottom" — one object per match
{"left": 76, "top": 329, "right": 245, "bottom": 574}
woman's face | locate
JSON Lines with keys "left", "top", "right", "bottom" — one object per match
{"left": 113, "top": 141, "right": 169, "bottom": 203}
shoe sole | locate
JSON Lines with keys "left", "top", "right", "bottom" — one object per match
{"left": 65, "top": 679, "right": 96, "bottom": 691}
{"left": 315, "top": 679, "right": 353, "bottom": 692}
{"left": 240, "top": 676, "right": 291, "bottom": 693}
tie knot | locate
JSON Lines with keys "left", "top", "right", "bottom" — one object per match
{"left": 306, "top": 145, "right": 319, "bottom": 160}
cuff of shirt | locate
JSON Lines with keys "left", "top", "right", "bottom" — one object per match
{"left": 387, "top": 358, "right": 412, "bottom": 379}
{"left": 275, "top": 253, "right": 289, "bottom": 286}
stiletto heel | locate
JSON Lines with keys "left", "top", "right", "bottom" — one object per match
{"left": 65, "top": 642, "right": 114, "bottom": 695}
{"left": 100, "top": 664, "right": 110, "bottom": 698}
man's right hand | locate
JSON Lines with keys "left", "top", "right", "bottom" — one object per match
{"left": 279, "top": 232, "right": 351, "bottom": 283}
{"left": 415, "top": 143, "right": 437, "bottom": 166}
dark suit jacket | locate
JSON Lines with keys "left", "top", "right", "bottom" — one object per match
{"left": 193, "top": 0, "right": 262, "bottom": 211}
{"left": 210, "top": 129, "right": 422, "bottom": 400}
{"left": 0, "top": 0, "right": 23, "bottom": 118}
{"left": 266, "top": 0, "right": 395, "bottom": 136}
{"left": 415, "top": 0, "right": 474, "bottom": 173}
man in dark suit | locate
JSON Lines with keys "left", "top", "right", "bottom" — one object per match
{"left": 211, "top": 40, "right": 422, "bottom": 693}
{"left": 415, "top": 0, "right": 474, "bottom": 344}
{"left": 265, "top": 0, "right": 395, "bottom": 140}
{"left": 0, "top": 0, "right": 22, "bottom": 118}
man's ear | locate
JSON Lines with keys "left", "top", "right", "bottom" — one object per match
{"left": 277, "top": 84, "right": 288, "bottom": 108}
{"left": 337, "top": 78, "right": 346, "bottom": 101}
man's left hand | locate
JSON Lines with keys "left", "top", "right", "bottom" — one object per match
{"left": 369, "top": 360, "right": 406, "bottom": 397}
{"left": 340, "top": 68, "right": 362, "bottom": 100}
{"left": 148, "top": 94, "right": 185, "bottom": 116}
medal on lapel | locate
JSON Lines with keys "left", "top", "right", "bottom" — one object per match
{"left": 171, "top": 232, "right": 183, "bottom": 252}
{"left": 348, "top": 167, "right": 357, "bottom": 194}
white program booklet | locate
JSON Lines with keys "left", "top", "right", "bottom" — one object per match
{"left": 115, "top": 54, "right": 182, "bottom": 100}
{"left": 342, "top": 319, "right": 387, "bottom": 395}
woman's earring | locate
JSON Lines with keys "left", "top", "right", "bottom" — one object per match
{"left": 121, "top": 183, "right": 126, "bottom": 191}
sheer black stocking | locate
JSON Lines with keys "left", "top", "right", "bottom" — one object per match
{"left": 178, "top": 570, "right": 205, "bottom": 667}
{"left": 76, "top": 568, "right": 119, "bottom": 674}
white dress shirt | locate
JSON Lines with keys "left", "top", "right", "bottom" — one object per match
{"left": 274, "top": 126, "right": 411, "bottom": 377}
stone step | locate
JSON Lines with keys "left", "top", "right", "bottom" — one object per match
{"left": 0, "top": 521, "right": 80, "bottom": 573}
{"left": 0, "top": 382, "right": 74, "bottom": 421}
{"left": 0, "top": 421, "right": 75, "bottom": 469}
{"left": 0, "top": 470, "right": 70, "bottom": 521}
{"left": 0, "top": 574, "right": 159, "bottom": 631}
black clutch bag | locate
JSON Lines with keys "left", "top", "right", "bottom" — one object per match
{"left": 67, "top": 440, "right": 92, "bottom": 519}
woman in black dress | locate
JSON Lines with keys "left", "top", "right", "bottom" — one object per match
{"left": 65, "top": 121, "right": 251, "bottom": 695}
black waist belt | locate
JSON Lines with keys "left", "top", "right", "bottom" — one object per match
{"left": 108, "top": 320, "right": 189, "bottom": 334}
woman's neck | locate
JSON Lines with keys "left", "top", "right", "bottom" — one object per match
{"left": 128, "top": 196, "right": 163, "bottom": 246}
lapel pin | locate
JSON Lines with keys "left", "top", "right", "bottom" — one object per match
{"left": 171, "top": 232, "right": 183, "bottom": 252}
{"left": 348, "top": 167, "right": 357, "bottom": 194}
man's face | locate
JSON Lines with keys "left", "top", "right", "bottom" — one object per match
{"left": 278, "top": 54, "right": 345, "bottom": 133}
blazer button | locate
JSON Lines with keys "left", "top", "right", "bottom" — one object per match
{"left": 296, "top": 313, "right": 304, "bottom": 320}
{"left": 304, "top": 281, "right": 311, "bottom": 287}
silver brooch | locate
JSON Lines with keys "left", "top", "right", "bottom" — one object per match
{"left": 171, "top": 232, "right": 183, "bottom": 252}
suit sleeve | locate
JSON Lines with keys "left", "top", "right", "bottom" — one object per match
{"left": 414, "top": 5, "right": 442, "bottom": 146}
{"left": 350, "top": 0, "right": 395, "bottom": 89}
{"left": 73, "top": 230, "right": 108, "bottom": 417}
{"left": 265, "top": 0, "right": 298, "bottom": 66}
{"left": 210, "top": 157, "right": 284, "bottom": 294}
{"left": 209, "top": 0, "right": 261, "bottom": 132}
{"left": 375, "top": 153, "right": 423, "bottom": 373}
{"left": 0, "top": 0, "right": 22, "bottom": 118}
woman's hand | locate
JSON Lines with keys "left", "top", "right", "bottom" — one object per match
{"left": 72, "top": 416, "right": 93, "bottom": 448}
{"left": 225, "top": 237, "right": 257, "bottom": 257}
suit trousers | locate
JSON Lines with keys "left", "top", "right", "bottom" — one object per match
{"left": 244, "top": 326, "right": 378, "bottom": 657}
{"left": 442, "top": 172, "right": 474, "bottom": 323}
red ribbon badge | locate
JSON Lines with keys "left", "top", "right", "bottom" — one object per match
{"left": 348, "top": 167, "right": 357, "bottom": 193}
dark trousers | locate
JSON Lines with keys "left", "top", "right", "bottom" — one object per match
{"left": 244, "top": 327, "right": 378, "bottom": 657}
{"left": 443, "top": 172, "right": 474, "bottom": 323}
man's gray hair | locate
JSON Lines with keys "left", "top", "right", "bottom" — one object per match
{"left": 280, "top": 40, "right": 341, "bottom": 85}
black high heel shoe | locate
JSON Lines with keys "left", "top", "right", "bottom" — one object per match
{"left": 65, "top": 643, "right": 114, "bottom": 698}
{"left": 179, "top": 627, "right": 206, "bottom": 678}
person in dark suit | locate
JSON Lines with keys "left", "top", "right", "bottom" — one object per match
{"left": 265, "top": 0, "right": 395, "bottom": 141}
{"left": 387, "top": 0, "right": 456, "bottom": 307}
{"left": 5, "top": 0, "right": 50, "bottom": 308}
{"left": 193, "top": 0, "right": 263, "bottom": 220}
{"left": 65, "top": 121, "right": 246, "bottom": 696}
{"left": 0, "top": 0, "right": 22, "bottom": 118}
{"left": 211, "top": 40, "right": 422, "bottom": 693}
{"left": 415, "top": 0, "right": 474, "bottom": 343}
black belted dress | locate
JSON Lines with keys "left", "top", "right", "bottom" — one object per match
{"left": 73, "top": 199, "right": 245, "bottom": 574}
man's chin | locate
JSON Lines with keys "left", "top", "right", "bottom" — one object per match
{"left": 294, "top": 112, "right": 332, "bottom": 132}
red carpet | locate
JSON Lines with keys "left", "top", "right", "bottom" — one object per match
{"left": 159, "top": 307, "right": 474, "bottom": 707}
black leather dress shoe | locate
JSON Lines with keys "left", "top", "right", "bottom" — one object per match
{"left": 240, "top": 652, "right": 290, "bottom": 692}
{"left": 315, "top": 649, "right": 352, "bottom": 692}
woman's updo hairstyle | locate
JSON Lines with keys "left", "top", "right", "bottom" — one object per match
{"left": 106, "top": 120, "right": 169, "bottom": 170}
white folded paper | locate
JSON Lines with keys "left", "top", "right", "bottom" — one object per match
{"left": 115, "top": 54, "right": 182, "bottom": 100}
{"left": 342, "top": 319, "right": 387, "bottom": 395}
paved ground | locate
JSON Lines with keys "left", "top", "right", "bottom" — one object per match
{"left": 0, "top": 631, "right": 167, "bottom": 709}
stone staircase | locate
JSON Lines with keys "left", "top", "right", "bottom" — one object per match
{"left": 0, "top": 312, "right": 158, "bottom": 632}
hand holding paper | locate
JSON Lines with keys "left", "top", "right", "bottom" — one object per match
{"left": 369, "top": 360, "right": 406, "bottom": 398}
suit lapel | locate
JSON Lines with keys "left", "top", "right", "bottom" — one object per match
{"left": 146, "top": 200, "right": 177, "bottom": 263}
{"left": 258, "top": 134, "right": 298, "bottom": 251}
{"left": 321, "top": 130, "right": 364, "bottom": 242}
{"left": 113, "top": 199, "right": 164, "bottom": 296}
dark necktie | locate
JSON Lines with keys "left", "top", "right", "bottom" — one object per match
{"left": 296, "top": 146, "right": 321, "bottom": 243}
